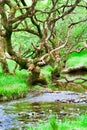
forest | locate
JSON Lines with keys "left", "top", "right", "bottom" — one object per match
{"left": 0, "top": 0, "right": 87, "bottom": 130}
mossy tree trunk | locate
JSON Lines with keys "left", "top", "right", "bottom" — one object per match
{"left": 28, "top": 64, "right": 47, "bottom": 86}
{"left": 0, "top": 36, "right": 9, "bottom": 73}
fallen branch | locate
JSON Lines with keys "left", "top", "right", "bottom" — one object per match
{"left": 62, "top": 65, "right": 87, "bottom": 73}
{"left": 63, "top": 76, "right": 87, "bottom": 83}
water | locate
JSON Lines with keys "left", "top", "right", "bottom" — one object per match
{"left": 0, "top": 91, "right": 87, "bottom": 130}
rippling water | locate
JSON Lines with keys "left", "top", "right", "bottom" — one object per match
{"left": 0, "top": 91, "right": 87, "bottom": 130}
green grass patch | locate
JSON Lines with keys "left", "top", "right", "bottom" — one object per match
{"left": 66, "top": 50, "right": 87, "bottom": 67}
{"left": 0, "top": 66, "right": 29, "bottom": 100}
{"left": 28, "top": 114, "right": 87, "bottom": 130}
{"left": 0, "top": 59, "right": 29, "bottom": 100}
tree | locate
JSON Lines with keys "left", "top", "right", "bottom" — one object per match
{"left": 0, "top": 36, "right": 9, "bottom": 73}
{"left": 0, "top": 0, "right": 87, "bottom": 84}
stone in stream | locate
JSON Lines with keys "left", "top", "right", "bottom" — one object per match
{"left": 60, "top": 111, "right": 67, "bottom": 116}
{"left": 18, "top": 112, "right": 26, "bottom": 116}
{"left": 25, "top": 113, "right": 33, "bottom": 118}
{"left": 67, "top": 98, "right": 75, "bottom": 103}
{"left": 78, "top": 94, "right": 86, "bottom": 98}
{"left": 61, "top": 99, "right": 67, "bottom": 103}
{"left": 39, "top": 111, "right": 45, "bottom": 115}
{"left": 73, "top": 99, "right": 80, "bottom": 103}
{"left": 84, "top": 99, "right": 87, "bottom": 103}
{"left": 18, "top": 111, "right": 46, "bottom": 119}
{"left": 49, "top": 109, "right": 52, "bottom": 114}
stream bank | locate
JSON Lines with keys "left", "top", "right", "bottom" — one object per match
{"left": 0, "top": 91, "right": 87, "bottom": 130}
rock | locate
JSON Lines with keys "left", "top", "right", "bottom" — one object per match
{"left": 61, "top": 99, "right": 67, "bottom": 103}
{"left": 39, "top": 111, "right": 45, "bottom": 114}
{"left": 39, "top": 111, "right": 45, "bottom": 116}
{"left": 25, "top": 113, "right": 33, "bottom": 117}
{"left": 60, "top": 111, "right": 67, "bottom": 116}
{"left": 67, "top": 98, "right": 75, "bottom": 103}
{"left": 78, "top": 94, "right": 86, "bottom": 98}
{"left": 56, "top": 99, "right": 60, "bottom": 102}
{"left": 49, "top": 109, "right": 52, "bottom": 114}
{"left": 31, "top": 112, "right": 36, "bottom": 116}
{"left": 74, "top": 99, "right": 80, "bottom": 103}
{"left": 57, "top": 79, "right": 67, "bottom": 83}
{"left": 82, "top": 99, "right": 87, "bottom": 103}
{"left": 62, "top": 65, "right": 87, "bottom": 74}
{"left": 18, "top": 112, "right": 26, "bottom": 116}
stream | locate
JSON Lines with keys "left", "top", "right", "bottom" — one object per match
{"left": 0, "top": 91, "right": 87, "bottom": 130}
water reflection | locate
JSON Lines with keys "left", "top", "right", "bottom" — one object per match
{"left": 0, "top": 100, "right": 87, "bottom": 130}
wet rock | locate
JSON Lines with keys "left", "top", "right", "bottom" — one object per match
{"left": 66, "top": 92, "right": 79, "bottom": 95}
{"left": 56, "top": 99, "right": 61, "bottom": 102}
{"left": 42, "top": 88, "right": 54, "bottom": 93}
{"left": 18, "top": 112, "right": 26, "bottom": 116}
{"left": 39, "top": 111, "right": 45, "bottom": 115}
{"left": 25, "top": 113, "right": 33, "bottom": 118}
{"left": 74, "top": 99, "right": 80, "bottom": 103}
{"left": 32, "top": 112, "right": 36, "bottom": 116}
{"left": 57, "top": 79, "right": 67, "bottom": 83}
{"left": 60, "top": 111, "right": 67, "bottom": 116}
{"left": 79, "top": 99, "right": 85, "bottom": 103}
{"left": 61, "top": 99, "right": 67, "bottom": 103}
{"left": 49, "top": 109, "right": 52, "bottom": 114}
{"left": 18, "top": 111, "right": 46, "bottom": 119}
{"left": 78, "top": 94, "right": 86, "bottom": 98}
{"left": 55, "top": 91, "right": 61, "bottom": 93}
{"left": 82, "top": 99, "right": 87, "bottom": 103}
{"left": 67, "top": 98, "right": 75, "bottom": 103}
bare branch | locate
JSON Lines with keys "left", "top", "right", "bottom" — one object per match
{"left": 39, "top": 26, "right": 72, "bottom": 64}
{"left": 49, "top": 0, "right": 81, "bottom": 26}
{"left": 69, "top": 17, "right": 87, "bottom": 27}
{"left": 13, "top": 28, "right": 39, "bottom": 36}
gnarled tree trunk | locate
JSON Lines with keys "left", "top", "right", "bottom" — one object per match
{"left": 0, "top": 36, "right": 9, "bottom": 73}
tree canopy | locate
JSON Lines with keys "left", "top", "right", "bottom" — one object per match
{"left": 0, "top": 0, "right": 87, "bottom": 75}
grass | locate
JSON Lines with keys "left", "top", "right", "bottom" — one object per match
{"left": 1, "top": 49, "right": 87, "bottom": 100}
{"left": 0, "top": 60, "right": 56, "bottom": 100}
{"left": 28, "top": 115, "right": 87, "bottom": 130}
{"left": 66, "top": 49, "right": 87, "bottom": 67}
{"left": 0, "top": 60, "right": 29, "bottom": 100}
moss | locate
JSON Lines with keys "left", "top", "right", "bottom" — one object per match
{"left": 0, "top": 69, "right": 29, "bottom": 101}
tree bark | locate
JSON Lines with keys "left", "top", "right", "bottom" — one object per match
{"left": 0, "top": 36, "right": 9, "bottom": 73}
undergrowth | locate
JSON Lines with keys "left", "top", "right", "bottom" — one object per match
{"left": 28, "top": 114, "right": 87, "bottom": 130}
{"left": 0, "top": 60, "right": 29, "bottom": 100}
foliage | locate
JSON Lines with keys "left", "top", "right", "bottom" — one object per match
{"left": 0, "top": 0, "right": 87, "bottom": 86}
{"left": 0, "top": 0, "right": 87, "bottom": 65}
{"left": 41, "top": 65, "right": 55, "bottom": 84}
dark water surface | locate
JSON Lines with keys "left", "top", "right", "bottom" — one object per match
{"left": 0, "top": 91, "right": 87, "bottom": 130}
